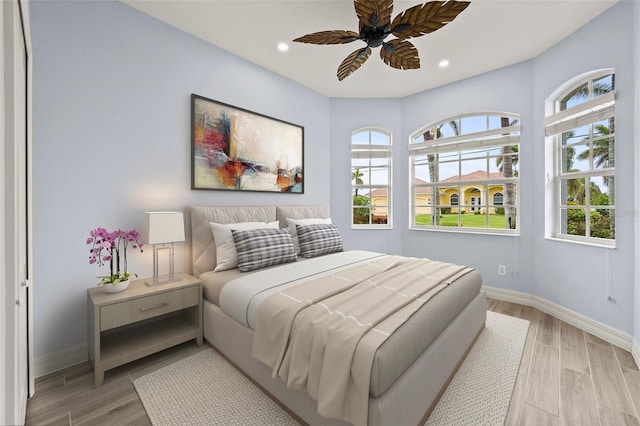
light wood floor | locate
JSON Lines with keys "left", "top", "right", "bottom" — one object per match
{"left": 25, "top": 299, "right": 640, "bottom": 425}
{"left": 492, "top": 299, "right": 640, "bottom": 426}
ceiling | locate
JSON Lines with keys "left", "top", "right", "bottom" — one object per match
{"left": 122, "top": 0, "right": 618, "bottom": 98}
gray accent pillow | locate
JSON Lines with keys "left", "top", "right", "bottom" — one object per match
{"left": 231, "top": 228, "right": 296, "bottom": 272}
{"left": 296, "top": 224, "right": 343, "bottom": 258}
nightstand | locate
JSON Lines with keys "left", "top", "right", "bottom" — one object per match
{"left": 87, "top": 272, "right": 203, "bottom": 386}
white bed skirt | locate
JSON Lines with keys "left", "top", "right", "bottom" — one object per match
{"left": 203, "top": 291, "right": 487, "bottom": 426}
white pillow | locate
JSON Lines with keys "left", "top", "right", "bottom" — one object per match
{"left": 209, "top": 221, "right": 279, "bottom": 271}
{"left": 287, "top": 217, "right": 332, "bottom": 254}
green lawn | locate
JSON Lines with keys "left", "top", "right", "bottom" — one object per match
{"left": 415, "top": 213, "right": 507, "bottom": 229}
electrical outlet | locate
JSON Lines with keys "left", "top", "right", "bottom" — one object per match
{"left": 498, "top": 264, "right": 507, "bottom": 276}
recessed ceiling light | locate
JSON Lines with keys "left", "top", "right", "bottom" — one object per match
{"left": 438, "top": 59, "right": 450, "bottom": 68}
{"left": 277, "top": 42, "right": 289, "bottom": 52}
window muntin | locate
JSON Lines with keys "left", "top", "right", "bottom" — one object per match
{"left": 546, "top": 71, "right": 615, "bottom": 245}
{"left": 351, "top": 128, "right": 392, "bottom": 228}
{"left": 409, "top": 113, "right": 520, "bottom": 234}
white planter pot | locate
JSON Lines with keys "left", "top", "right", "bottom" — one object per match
{"left": 103, "top": 279, "right": 130, "bottom": 294}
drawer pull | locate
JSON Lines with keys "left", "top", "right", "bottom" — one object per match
{"left": 139, "top": 302, "right": 167, "bottom": 312}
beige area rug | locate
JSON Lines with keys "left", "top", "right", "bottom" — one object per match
{"left": 425, "top": 311, "right": 529, "bottom": 425}
{"left": 134, "top": 311, "right": 529, "bottom": 426}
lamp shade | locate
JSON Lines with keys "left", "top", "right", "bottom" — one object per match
{"left": 142, "top": 212, "right": 185, "bottom": 244}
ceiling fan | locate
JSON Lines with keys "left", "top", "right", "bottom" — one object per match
{"left": 293, "top": 0, "right": 470, "bottom": 81}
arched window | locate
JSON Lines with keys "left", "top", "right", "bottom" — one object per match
{"left": 493, "top": 192, "right": 504, "bottom": 206}
{"left": 351, "top": 128, "right": 392, "bottom": 228}
{"left": 544, "top": 70, "right": 615, "bottom": 245}
{"left": 409, "top": 113, "right": 520, "bottom": 233}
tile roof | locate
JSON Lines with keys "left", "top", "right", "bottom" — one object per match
{"left": 366, "top": 171, "right": 505, "bottom": 197}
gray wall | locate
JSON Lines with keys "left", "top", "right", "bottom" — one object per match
{"left": 400, "top": 61, "right": 535, "bottom": 295}
{"left": 329, "top": 98, "right": 404, "bottom": 255}
{"left": 531, "top": 2, "right": 635, "bottom": 334}
{"left": 331, "top": 61, "right": 536, "bottom": 295}
{"left": 31, "top": 0, "right": 330, "bottom": 358}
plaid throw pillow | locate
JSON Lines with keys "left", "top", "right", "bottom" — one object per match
{"left": 296, "top": 224, "right": 343, "bottom": 258}
{"left": 231, "top": 228, "right": 296, "bottom": 272}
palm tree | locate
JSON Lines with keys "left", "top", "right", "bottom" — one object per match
{"left": 351, "top": 167, "right": 363, "bottom": 196}
{"left": 422, "top": 120, "right": 459, "bottom": 225}
{"left": 562, "top": 74, "right": 614, "bottom": 177}
{"left": 423, "top": 129, "right": 440, "bottom": 225}
{"left": 575, "top": 122, "right": 615, "bottom": 238}
{"left": 561, "top": 76, "right": 613, "bottom": 109}
{"left": 496, "top": 145, "right": 519, "bottom": 174}
{"left": 559, "top": 74, "right": 615, "bottom": 238}
{"left": 561, "top": 130, "right": 576, "bottom": 172}
{"left": 500, "top": 117, "right": 518, "bottom": 229}
{"left": 566, "top": 178, "right": 585, "bottom": 204}
{"left": 605, "top": 75, "right": 615, "bottom": 237}
{"left": 576, "top": 123, "right": 613, "bottom": 182}
{"left": 574, "top": 76, "right": 615, "bottom": 238}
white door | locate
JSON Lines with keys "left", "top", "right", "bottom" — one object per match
{"left": 3, "top": 0, "right": 32, "bottom": 423}
{"left": 470, "top": 196, "right": 479, "bottom": 211}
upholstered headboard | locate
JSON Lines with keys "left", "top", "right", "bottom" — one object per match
{"left": 188, "top": 205, "right": 330, "bottom": 277}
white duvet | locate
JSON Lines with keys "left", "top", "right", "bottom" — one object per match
{"left": 218, "top": 250, "right": 383, "bottom": 329}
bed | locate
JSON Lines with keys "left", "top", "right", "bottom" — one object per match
{"left": 189, "top": 205, "right": 486, "bottom": 426}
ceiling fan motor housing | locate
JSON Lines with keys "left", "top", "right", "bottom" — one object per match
{"left": 360, "top": 24, "right": 391, "bottom": 47}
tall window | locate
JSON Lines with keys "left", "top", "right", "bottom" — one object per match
{"left": 544, "top": 70, "right": 615, "bottom": 245}
{"left": 351, "top": 128, "right": 392, "bottom": 228}
{"left": 409, "top": 113, "right": 520, "bottom": 234}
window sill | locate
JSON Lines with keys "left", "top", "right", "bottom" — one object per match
{"left": 409, "top": 226, "right": 519, "bottom": 237}
{"left": 351, "top": 225, "right": 393, "bottom": 230}
{"left": 545, "top": 236, "right": 615, "bottom": 249}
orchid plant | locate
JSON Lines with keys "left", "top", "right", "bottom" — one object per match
{"left": 87, "top": 227, "right": 144, "bottom": 285}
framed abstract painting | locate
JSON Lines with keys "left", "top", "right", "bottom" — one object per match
{"left": 191, "top": 94, "right": 304, "bottom": 193}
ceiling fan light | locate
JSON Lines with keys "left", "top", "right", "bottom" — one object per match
{"left": 438, "top": 59, "right": 450, "bottom": 68}
{"left": 278, "top": 42, "right": 289, "bottom": 52}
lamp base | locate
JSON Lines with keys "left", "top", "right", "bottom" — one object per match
{"left": 147, "top": 243, "right": 181, "bottom": 287}
{"left": 145, "top": 276, "right": 182, "bottom": 287}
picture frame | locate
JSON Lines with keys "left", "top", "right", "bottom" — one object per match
{"left": 191, "top": 94, "right": 304, "bottom": 193}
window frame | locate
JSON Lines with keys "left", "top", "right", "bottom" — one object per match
{"left": 545, "top": 70, "right": 615, "bottom": 247}
{"left": 351, "top": 127, "right": 392, "bottom": 229}
{"left": 408, "top": 112, "right": 520, "bottom": 235}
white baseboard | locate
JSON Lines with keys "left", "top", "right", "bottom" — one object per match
{"left": 34, "top": 342, "right": 88, "bottom": 378}
{"left": 483, "top": 285, "right": 633, "bottom": 352}
{"left": 633, "top": 338, "right": 640, "bottom": 368}
{"left": 483, "top": 286, "right": 535, "bottom": 307}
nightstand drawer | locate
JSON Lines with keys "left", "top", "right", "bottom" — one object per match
{"left": 100, "top": 286, "right": 199, "bottom": 331}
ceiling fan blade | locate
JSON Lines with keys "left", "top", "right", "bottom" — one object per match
{"left": 391, "top": 0, "right": 470, "bottom": 40}
{"left": 354, "top": 0, "right": 394, "bottom": 29}
{"left": 380, "top": 39, "right": 420, "bottom": 70}
{"left": 337, "top": 47, "right": 372, "bottom": 81}
{"left": 293, "top": 30, "right": 360, "bottom": 45}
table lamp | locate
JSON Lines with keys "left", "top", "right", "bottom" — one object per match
{"left": 142, "top": 211, "right": 185, "bottom": 286}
